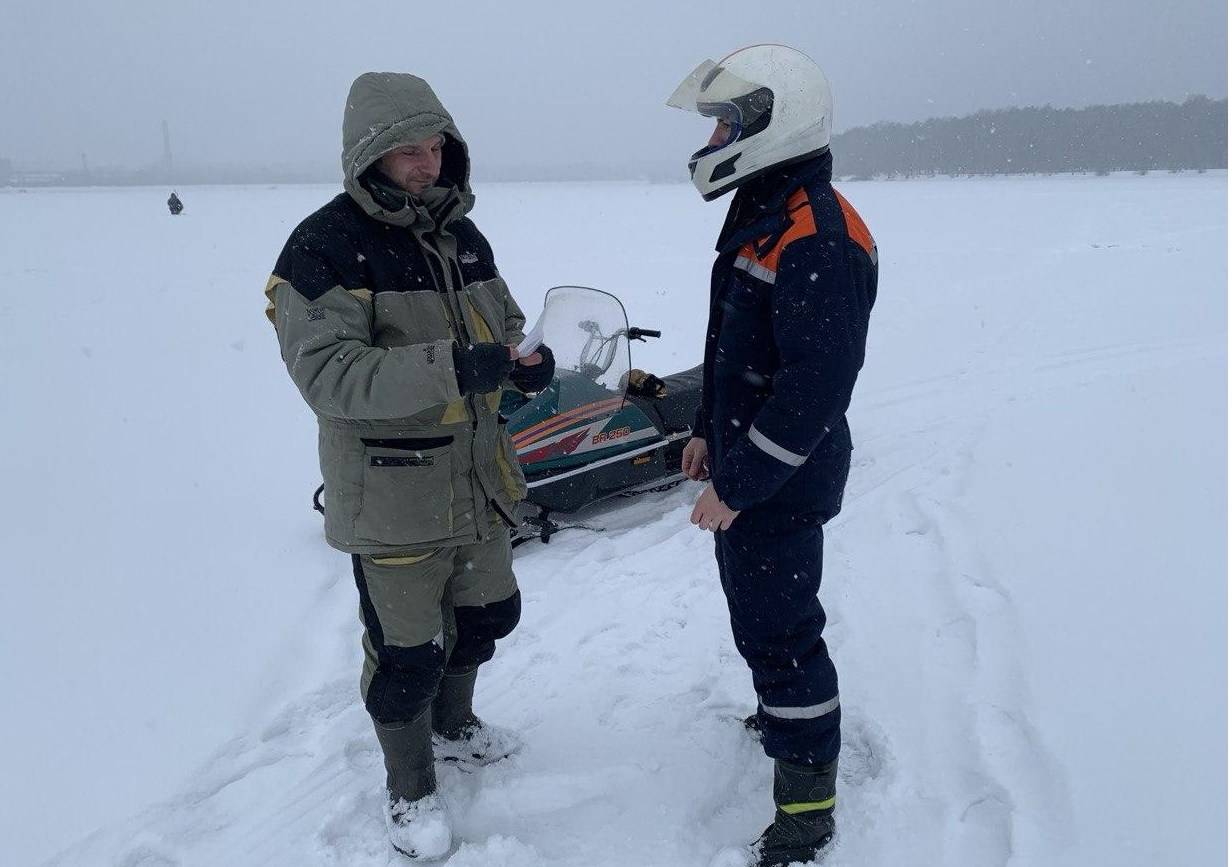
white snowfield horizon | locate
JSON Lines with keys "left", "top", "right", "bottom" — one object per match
{"left": 0, "top": 175, "right": 1226, "bottom": 867}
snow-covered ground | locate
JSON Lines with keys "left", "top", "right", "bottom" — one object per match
{"left": 1, "top": 174, "right": 1226, "bottom": 867}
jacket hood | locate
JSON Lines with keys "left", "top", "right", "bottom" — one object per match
{"left": 341, "top": 72, "right": 474, "bottom": 229}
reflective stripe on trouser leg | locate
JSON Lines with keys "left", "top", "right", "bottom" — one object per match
{"left": 761, "top": 695, "right": 841, "bottom": 721}
{"left": 779, "top": 797, "right": 836, "bottom": 814}
{"left": 715, "top": 516, "right": 840, "bottom": 766}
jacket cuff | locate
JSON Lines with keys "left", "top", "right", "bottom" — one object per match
{"left": 712, "top": 433, "right": 797, "bottom": 512}
{"left": 711, "top": 473, "right": 751, "bottom": 513}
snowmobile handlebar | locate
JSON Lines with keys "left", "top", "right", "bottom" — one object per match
{"left": 575, "top": 323, "right": 660, "bottom": 381}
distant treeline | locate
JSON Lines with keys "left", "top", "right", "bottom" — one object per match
{"left": 5, "top": 96, "right": 1226, "bottom": 187}
{"left": 831, "top": 95, "right": 1227, "bottom": 179}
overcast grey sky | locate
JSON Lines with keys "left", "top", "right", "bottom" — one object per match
{"left": 1, "top": 0, "right": 1226, "bottom": 177}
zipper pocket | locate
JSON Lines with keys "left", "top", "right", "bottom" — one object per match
{"left": 370, "top": 455, "right": 435, "bottom": 468}
{"left": 362, "top": 436, "right": 454, "bottom": 451}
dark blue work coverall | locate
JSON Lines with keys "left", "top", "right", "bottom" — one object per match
{"left": 696, "top": 150, "right": 878, "bottom": 766}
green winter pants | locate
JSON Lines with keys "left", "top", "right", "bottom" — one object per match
{"left": 351, "top": 517, "right": 521, "bottom": 725}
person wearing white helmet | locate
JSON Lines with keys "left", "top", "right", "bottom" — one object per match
{"left": 669, "top": 44, "right": 879, "bottom": 867}
{"left": 667, "top": 44, "right": 835, "bottom": 201}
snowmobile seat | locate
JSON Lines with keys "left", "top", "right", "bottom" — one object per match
{"left": 633, "top": 364, "right": 702, "bottom": 432}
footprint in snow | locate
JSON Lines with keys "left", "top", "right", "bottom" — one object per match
{"left": 116, "top": 834, "right": 180, "bottom": 867}
{"left": 840, "top": 715, "right": 891, "bottom": 787}
{"left": 344, "top": 734, "right": 379, "bottom": 771}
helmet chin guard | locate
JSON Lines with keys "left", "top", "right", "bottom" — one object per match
{"left": 666, "top": 45, "right": 833, "bottom": 201}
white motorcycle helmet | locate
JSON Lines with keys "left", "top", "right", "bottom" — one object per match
{"left": 666, "top": 44, "right": 833, "bottom": 201}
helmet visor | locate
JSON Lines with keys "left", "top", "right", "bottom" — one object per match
{"left": 665, "top": 60, "right": 717, "bottom": 111}
{"left": 669, "top": 60, "right": 757, "bottom": 161}
{"left": 666, "top": 59, "right": 761, "bottom": 113}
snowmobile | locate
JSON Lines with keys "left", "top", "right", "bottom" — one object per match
{"left": 502, "top": 286, "right": 701, "bottom": 547}
{"left": 310, "top": 286, "right": 702, "bottom": 546}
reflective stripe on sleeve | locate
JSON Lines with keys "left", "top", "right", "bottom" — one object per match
{"left": 734, "top": 255, "right": 777, "bottom": 284}
{"left": 760, "top": 695, "right": 840, "bottom": 720}
{"left": 748, "top": 425, "right": 808, "bottom": 467}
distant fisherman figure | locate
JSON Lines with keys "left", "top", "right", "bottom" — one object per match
{"left": 264, "top": 72, "right": 554, "bottom": 860}
{"left": 670, "top": 45, "right": 878, "bottom": 866}
{"left": 167, "top": 191, "right": 183, "bottom": 215}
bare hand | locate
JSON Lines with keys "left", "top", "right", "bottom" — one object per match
{"left": 690, "top": 483, "right": 739, "bottom": 532}
{"left": 681, "top": 436, "right": 709, "bottom": 480}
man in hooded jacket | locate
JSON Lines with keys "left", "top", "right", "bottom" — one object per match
{"left": 266, "top": 72, "right": 554, "bottom": 860}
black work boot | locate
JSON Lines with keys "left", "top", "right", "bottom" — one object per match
{"left": 754, "top": 759, "right": 838, "bottom": 867}
{"left": 373, "top": 712, "right": 451, "bottom": 860}
{"left": 430, "top": 666, "right": 522, "bottom": 769}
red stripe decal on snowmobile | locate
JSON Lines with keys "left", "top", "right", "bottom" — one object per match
{"left": 512, "top": 397, "right": 624, "bottom": 448}
{"left": 519, "top": 430, "right": 591, "bottom": 464}
{"left": 515, "top": 396, "right": 624, "bottom": 443}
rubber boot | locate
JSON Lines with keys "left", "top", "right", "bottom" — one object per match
{"left": 373, "top": 713, "right": 451, "bottom": 860}
{"left": 430, "top": 666, "right": 522, "bottom": 768}
{"left": 431, "top": 666, "right": 480, "bottom": 739}
{"left": 754, "top": 759, "right": 838, "bottom": 867}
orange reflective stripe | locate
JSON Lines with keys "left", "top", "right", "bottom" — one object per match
{"left": 736, "top": 188, "right": 819, "bottom": 277}
{"left": 833, "top": 187, "right": 875, "bottom": 257}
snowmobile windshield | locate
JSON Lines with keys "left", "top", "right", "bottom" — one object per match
{"left": 538, "top": 286, "right": 631, "bottom": 416}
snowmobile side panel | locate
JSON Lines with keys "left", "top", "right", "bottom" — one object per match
{"left": 522, "top": 434, "right": 687, "bottom": 514}
{"left": 510, "top": 383, "right": 661, "bottom": 475}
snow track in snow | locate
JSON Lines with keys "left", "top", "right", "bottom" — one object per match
{"left": 45, "top": 485, "right": 906, "bottom": 867}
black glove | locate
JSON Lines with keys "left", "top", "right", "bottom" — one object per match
{"left": 509, "top": 344, "right": 556, "bottom": 394}
{"left": 625, "top": 368, "right": 667, "bottom": 398}
{"left": 453, "top": 342, "right": 515, "bottom": 395}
